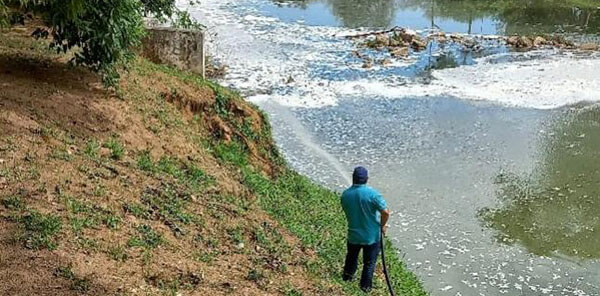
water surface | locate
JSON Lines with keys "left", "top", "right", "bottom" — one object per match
{"left": 185, "top": 0, "right": 600, "bottom": 294}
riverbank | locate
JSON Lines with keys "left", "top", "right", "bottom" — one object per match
{"left": 0, "top": 25, "right": 426, "bottom": 295}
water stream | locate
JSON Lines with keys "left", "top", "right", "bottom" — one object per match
{"left": 184, "top": 0, "right": 600, "bottom": 294}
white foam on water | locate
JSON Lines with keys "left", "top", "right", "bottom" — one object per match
{"left": 333, "top": 55, "right": 600, "bottom": 109}
{"left": 187, "top": 0, "right": 600, "bottom": 110}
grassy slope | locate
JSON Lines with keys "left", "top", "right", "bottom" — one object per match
{"left": 0, "top": 25, "right": 427, "bottom": 296}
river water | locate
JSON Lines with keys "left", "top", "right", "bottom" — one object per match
{"left": 184, "top": 0, "right": 600, "bottom": 295}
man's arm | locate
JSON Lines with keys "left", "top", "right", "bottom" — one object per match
{"left": 380, "top": 209, "right": 390, "bottom": 235}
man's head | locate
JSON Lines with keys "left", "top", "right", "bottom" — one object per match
{"left": 352, "top": 166, "right": 368, "bottom": 185}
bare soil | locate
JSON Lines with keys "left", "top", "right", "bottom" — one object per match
{"left": 0, "top": 25, "right": 339, "bottom": 295}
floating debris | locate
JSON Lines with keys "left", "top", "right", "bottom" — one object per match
{"left": 346, "top": 27, "right": 599, "bottom": 67}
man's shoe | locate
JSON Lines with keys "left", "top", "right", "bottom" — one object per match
{"left": 342, "top": 274, "right": 353, "bottom": 282}
{"left": 360, "top": 286, "right": 372, "bottom": 293}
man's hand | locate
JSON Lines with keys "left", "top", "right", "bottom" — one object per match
{"left": 380, "top": 209, "right": 390, "bottom": 236}
{"left": 381, "top": 225, "right": 389, "bottom": 236}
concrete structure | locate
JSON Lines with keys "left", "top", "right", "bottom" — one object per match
{"left": 142, "top": 27, "right": 205, "bottom": 78}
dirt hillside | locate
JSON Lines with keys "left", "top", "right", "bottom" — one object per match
{"left": 0, "top": 25, "right": 339, "bottom": 296}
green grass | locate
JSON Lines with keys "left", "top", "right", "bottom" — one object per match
{"left": 21, "top": 211, "right": 62, "bottom": 250}
{"left": 214, "top": 141, "right": 248, "bottom": 166}
{"left": 103, "top": 137, "right": 125, "bottom": 160}
{"left": 54, "top": 265, "right": 91, "bottom": 292}
{"left": 84, "top": 139, "right": 100, "bottom": 159}
{"left": 124, "top": 184, "right": 197, "bottom": 236}
{"left": 61, "top": 195, "right": 121, "bottom": 232}
{"left": 136, "top": 152, "right": 214, "bottom": 191}
{"left": 137, "top": 151, "right": 155, "bottom": 172}
{"left": 192, "top": 250, "right": 218, "bottom": 263}
{"left": 127, "top": 224, "right": 164, "bottom": 249}
{"left": 2, "top": 195, "right": 24, "bottom": 210}
{"left": 50, "top": 146, "right": 74, "bottom": 161}
{"left": 107, "top": 245, "right": 129, "bottom": 262}
{"left": 242, "top": 168, "right": 428, "bottom": 296}
{"left": 227, "top": 226, "right": 245, "bottom": 245}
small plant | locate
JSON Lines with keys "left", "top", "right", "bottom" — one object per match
{"left": 70, "top": 216, "right": 98, "bottom": 234}
{"left": 63, "top": 196, "right": 95, "bottom": 214}
{"left": 22, "top": 211, "right": 62, "bottom": 250}
{"left": 92, "top": 185, "right": 107, "bottom": 197}
{"left": 123, "top": 202, "right": 151, "bottom": 219}
{"left": 76, "top": 236, "right": 99, "bottom": 251}
{"left": 84, "top": 139, "right": 100, "bottom": 159}
{"left": 50, "top": 147, "right": 73, "bottom": 161}
{"left": 157, "top": 156, "right": 181, "bottom": 177}
{"left": 183, "top": 164, "right": 214, "bottom": 189}
{"left": 193, "top": 250, "right": 218, "bottom": 263}
{"left": 103, "top": 214, "right": 122, "bottom": 229}
{"left": 1, "top": 195, "right": 24, "bottom": 210}
{"left": 54, "top": 265, "right": 91, "bottom": 292}
{"left": 127, "top": 224, "right": 163, "bottom": 249}
{"left": 107, "top": 245, "right": 128, "bottom": 262}
{"left": 137, "top": 151, "right": 155, "bottom": 172}
{"left": 135, "top": 185, "right": 196, "bottom": 235}
{"left": 228, "top": 226, "right": 244, "bottom": 245}
{"left": 103, "top": 137, "right": 125, "bottom": 160}
{"left": 214, "top": 89, "right": 231, "bottom": 117}
{"left": 283, "top": 284, "right": 304, "bottom": 296}
{"left": 246, "top": 268, "right": 265, "bottom": 282}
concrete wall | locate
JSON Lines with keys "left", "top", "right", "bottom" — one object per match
{"left": 142, "top": 27, "right": 205, "bottom": 78}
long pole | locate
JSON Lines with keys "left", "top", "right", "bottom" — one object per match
{"left": 380, "top": 230, "right": 396, "bottom": 296}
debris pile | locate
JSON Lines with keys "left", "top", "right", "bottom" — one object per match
{"left": 346, "top": 26, "right": 600, "bottom": 68}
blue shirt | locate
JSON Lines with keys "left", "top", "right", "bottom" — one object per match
{"left": 341, "top": 184, "right": 387, "bottom": 245}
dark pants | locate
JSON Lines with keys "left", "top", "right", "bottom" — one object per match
{"left": 342, "top": 241, "right": 380, "bottom": 291}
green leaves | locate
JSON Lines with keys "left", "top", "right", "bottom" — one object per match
{"left": 1, "top": 0, "right": 183, "bottom": 87}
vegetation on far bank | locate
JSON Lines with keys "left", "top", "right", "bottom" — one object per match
{"left": 0, "top": 26, "right": 427, "bottom": 295}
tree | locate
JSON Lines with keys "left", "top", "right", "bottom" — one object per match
{"left": 0, "top": 0, "right": 195, "bottom": 86}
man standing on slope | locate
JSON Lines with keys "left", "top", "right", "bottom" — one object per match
{"left": 341, "top": 166, "right": 390, "bottom": 293}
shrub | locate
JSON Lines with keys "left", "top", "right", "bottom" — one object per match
{"left": 0, "top": 0, "right": 201, "bottom": 86}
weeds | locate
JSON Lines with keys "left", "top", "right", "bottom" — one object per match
{"left": 21, "top": 211, "right": 62, "bottom": 250}
{"left": 214, "top": 140, "right": 247, "bottom": 166}
{"left": 136, "top": 152, "right": 214, "bottom": 191}
{"left": 137, "top": 151, "right": 155, "bottom": 172}
{"left": 127, "top": 224, "right": 163, "bottom": 249}
{"left": 246, "top": 268, "right": 265, "bottom": 282}
{"left": 84, "top": 139, "right": 101, "bottom": 159}
{"left": 62, "top": 195, "right": 121, "bottom": 232}
{"left": 76, "top": 236, "right": 99, "bottom": 251}
{"left": 70, "top": 216, "right": 98, "bottom": 234}
{"left": 192, "top": 250, "right": 218, "bottom": 263}
{"left": 92, "top": 184, "right": 107, "bottom": 197}
{"left": 50, "top": 146, "right": 74, "bottom": 161}
{"left": 2, "top": 195, "right": 24, "bottom": 210}
{"left": 283, "top": 284, "right": 304, "bottom": 296}
{"left": 228, "top": 226, "right": 244, "bottom": 245}
{"left": 54, "top": 265, "right": 91, "bottom": 292}
{"left": 103, "top": 137, "right": 125, "bottom": 160}
{"left": 107, "top": 245, "right": 129, "bottom": 262}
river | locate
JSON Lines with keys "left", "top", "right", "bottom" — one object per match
{"left": 184, "top": 0, "right": 600, "bottom": 295}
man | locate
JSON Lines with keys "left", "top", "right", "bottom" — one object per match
{"left": 341, "top": 166, "right": 390, "bottom": 293}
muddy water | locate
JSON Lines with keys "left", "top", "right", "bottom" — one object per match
{"left": 185, "top": 0, "right": 600, "bottom": 294}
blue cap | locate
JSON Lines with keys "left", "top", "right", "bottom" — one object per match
{"left": 353, "top": 166, "right": 368, "bottom": 184}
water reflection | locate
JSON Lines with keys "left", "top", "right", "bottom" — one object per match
{"left": 271, "top": 0, "right": 600, "bottom": 35}
{"left": 482, "top": 107, "right": 600, "bottom": 260}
